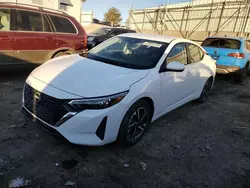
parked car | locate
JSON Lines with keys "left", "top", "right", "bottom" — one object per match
{"left": 22, "top": 33, "right": 216, "bottom": 146}
{"left": 87, "top": 27, "right": 136, "bottom": 49}
{"left": 202, "top": 36, "right": 250, "bottom": 82}
{"left": 0, "top": 3, "right": 87, "bottom": 69}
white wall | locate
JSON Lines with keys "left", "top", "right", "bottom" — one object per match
{"left": 0, "top": 0, "right": 82, "bottom": 22}
{"left": 81, "top": 11, "right": 93, "bottom": 26}
{"left": 0, "top": 0, "right": 58, "bottom": 9}
{"left": 65, "top": 1, "right": 82, "bottom": 22}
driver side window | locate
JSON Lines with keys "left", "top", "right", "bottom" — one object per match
{"left": 167, "top": 43, "right": 188, "bottom": 65}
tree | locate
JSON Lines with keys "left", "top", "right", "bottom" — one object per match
{"left": 104, "top": 7, "right": 122, "bottom": 26}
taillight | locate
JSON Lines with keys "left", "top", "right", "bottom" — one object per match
{"left": 228, "top": 53, "right": 245, "bottom": 59}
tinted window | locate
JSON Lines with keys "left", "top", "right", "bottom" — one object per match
{"left": 0, "top": 9, "right": 10, "bottom": 31}
{"left": 187, "top": 44, "right": 203, "bottom": 63}
{"left": 219, "top": 39, "right": 240, "bottom": 49}
{"left": 110, "top": 30, "right": 126, "bottom": 36}
{"left": 16, "top": 10, "right": 43, "bottom": 31}
{"left": 91, "top": 28, "right": 112, "bottom": 35}
{"left": 202, "top": 38, "right": 220, "bottom": 47}
{"left": 202, "top": 38, "right": 240, "bottom": 49}
{"left": 42, "top": 15, "right": 52, "bottom": 32}
{"left": 128, "top": 30, "right": 136, "bottom": 33}
{"left": 49, "top": 15, "right": 76, "bottom": 34}
{"left": 167, "top": 43, "right": 188, "bottom": 65}
{"left": 87, "top": 36, "right": 168, "bottom": 69}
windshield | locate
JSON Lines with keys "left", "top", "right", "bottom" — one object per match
{"left": 202, "top": 38, "right": 241, "bottom": 49}
{"left": 91, "top": 28, "right": 112, "bottom": 35}
{"left": 87, "top": 36, "right": 168, "bottom": 69}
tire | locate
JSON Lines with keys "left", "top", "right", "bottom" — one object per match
{"left": 117, "top": 100, "right": 152, "bottom": 146}
{"left": 246, "top": 63, "right": 250, "bottom": 76}
{"left": 234, "top": 65, "right": 247, "bottom": 83}
{"left": 53, "top": 51, "right": 71, "bottom": 58}
{"left": 197, "top": 77, "right": 213, "bottom": 103}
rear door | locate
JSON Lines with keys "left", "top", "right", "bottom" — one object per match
{"left": 0, "top": 8, "right": 14, "bottom": 64}
{"left": 48, "top": 15, "right": 82, "bottom": 52}
{"left": 202, "top": 38, "right": 241, "bottom": 66}
{"left": 13, "top": 9, "right": 57, "bottom": 64}
{"left": 160, "top": 43, "right": 194, "bottom": 111}
{"left": 186, "top": 43, "right": 208, "bottom": 92}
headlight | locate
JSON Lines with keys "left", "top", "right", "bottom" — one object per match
{"left": 87, "top": 37, "right": 95, "bottom": 42}
{"left": 67, "top": 91, "right": 128, "bottom": 111}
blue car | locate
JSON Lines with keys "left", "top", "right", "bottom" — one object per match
{"left": 202, "top": 37, "right": 250, "bottom": 82}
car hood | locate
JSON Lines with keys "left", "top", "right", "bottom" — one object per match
{"left": 31, "top": 54, "right": 148, "bottom": 98}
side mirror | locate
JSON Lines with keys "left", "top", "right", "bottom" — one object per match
{"left": 166, "top": 61, "right": 185, "bottom": 72}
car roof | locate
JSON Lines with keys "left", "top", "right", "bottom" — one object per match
{"left": 206, "top": 36, "right": 249, "bottom": 41}
{"left": 0, "top": 4, "right": 71, "bottom": 18}
{"left": 118, "top": 33, "right": 179, "bottom": 43}
{"left": 100, "top": 27, "right": 135, "bottom": 31}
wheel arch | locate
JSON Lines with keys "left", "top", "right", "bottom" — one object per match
{"left": 127, "top": 96, "right": 155, "bottom": 122}
{"left": 50, "top": 47, "right": 76, "bottom": 59}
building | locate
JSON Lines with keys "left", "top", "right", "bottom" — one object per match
{"left": 128, "top": 0, "right": 250, "bottom": 40}
{"left": 0, "top": 0, "right": 82, "bottom": 22}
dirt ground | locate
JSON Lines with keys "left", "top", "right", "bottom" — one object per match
{"left": 0, "top": 70, "right": 250, "bottom": 188}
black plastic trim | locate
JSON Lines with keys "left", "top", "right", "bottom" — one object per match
{"left": 96, "top": 116, "right": 107, "bottom": 140}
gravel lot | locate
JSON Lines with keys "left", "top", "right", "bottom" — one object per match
{"left": 0, "top": 70, "right": 250, "bottom": 188}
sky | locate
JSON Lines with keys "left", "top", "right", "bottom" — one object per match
{"left": 82, "top": 0, "right": 189, "bottom": 23}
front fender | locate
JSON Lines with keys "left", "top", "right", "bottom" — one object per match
{"left": 123, "top": 70, "right": 162, "bottom": 119}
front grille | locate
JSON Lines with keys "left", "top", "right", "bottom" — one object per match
{"left": 23, "top": 84, "right": 69, "bottom": 126}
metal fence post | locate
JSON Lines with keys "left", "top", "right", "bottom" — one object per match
{"left": 206, "top": 0, "right": 214, "bottom": 32}
{"left": 241, "top": 4, "right": 249, "bottom": 34}
{"left": 142, "top": 8, "right": 146, "bottom": 32}
{"left": 216, "top": 2, "right": 225, "bottom": 33}
{"left": 180, "top": 8, "right": 185, "bottom": 31}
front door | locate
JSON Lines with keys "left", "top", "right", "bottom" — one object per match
{"left": 13, "top": 9, "right": 57, "bottom": 64}
{"left": 160, "top": 43, "right": 194, "bottom": 112}
{"left": 0, "top": 8, "right": 14, "bottom": 65}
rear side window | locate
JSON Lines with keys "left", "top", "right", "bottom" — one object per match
{"left": 16, "top": 10, "right": 52, "bottom": 32}
{"left": 49, "top": 15, "right": 77, "bottom": 34}
{"left": 187, "top": 44, "right": 203, "bottom": 63}
{"left": 0, "top": 8, "right": 11, "bottom": 31}
{"left": 202, "top": 38, "right": 240, "bottom": 49}
{"left": 202, "top": 38, "right": 220, "bottom": 47}
{"left": 219, "top": 39, "right": 240, "bottom": 49}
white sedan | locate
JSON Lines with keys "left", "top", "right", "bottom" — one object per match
{"left": 22, "top": 33, "right": 216, "bottom": 146}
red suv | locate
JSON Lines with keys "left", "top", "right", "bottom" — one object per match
{"left": 0, "top": 3, "right": 87, "bottom": 68}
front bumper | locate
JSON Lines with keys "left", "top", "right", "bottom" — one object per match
{"left": 22, "top": 98, "right": 127, "bottom": 146}
{"left": 216, "top": 64, "right": 240, "bottom": 74}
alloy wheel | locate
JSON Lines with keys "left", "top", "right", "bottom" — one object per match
{"left": 127, "top": 107, "right": 148, "bottom": 142}
{"left": 201, "top": 79, "right": 212, "bottom": 102}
